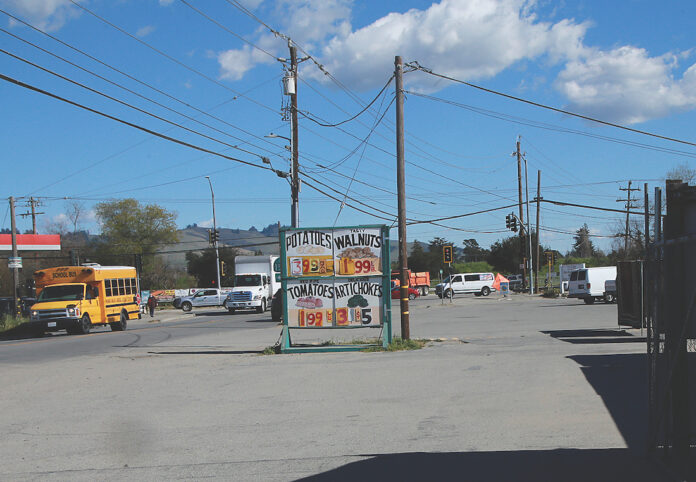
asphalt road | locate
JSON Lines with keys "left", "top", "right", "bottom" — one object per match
{"left": 2, "top": 294, "right": 678, "bottom": 481}
{"left": 0, "top": 308, "right": 280, "bottom": 364}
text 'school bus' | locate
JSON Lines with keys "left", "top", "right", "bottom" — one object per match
{"left": 29, "top": 264, "right": 140, "bottom": 335}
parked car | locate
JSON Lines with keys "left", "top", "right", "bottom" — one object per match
{"left": 435, "top": 272, "right": 496, "bottom": 298}
{"left": 568, "top": 267, "right": 617, "bottom": 304}
{"left": 506, "top": 274, "right": 524, "bottom": 292}
{"left": 391, "top": 285, "right": 420, "bottom": 300}
{"left": 604, "top": 279, "right": 617, "bottom": 303}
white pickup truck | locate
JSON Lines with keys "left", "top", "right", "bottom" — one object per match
{"left": 179, "top": 288, "right": 231, "bottom": 312}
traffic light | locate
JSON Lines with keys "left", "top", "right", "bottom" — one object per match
{"left": 220, "top": 260, "right": 226, "bottom": 277}
{"left": 443, "top": 245, "right": 453, "bottom": 264}
{"left": 545, "top": 251, "right": 555, "bottom": 266}
{"left": 506, "top": 213, "right": 518, "bottom": 232}
{"left": 208, "top": 229, "right": 220, "bottom": 245}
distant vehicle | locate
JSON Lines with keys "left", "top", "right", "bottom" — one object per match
{"left": 179, "top": 288, "right": 231, "bottom": 312}
{"left": 224, "top": 255, "right": 280, "bottom": 314}
{"left": 568, "top": 266, "right": 617, "bottom": 304}
{"left": 29, "top": 265, "right": 139, "bottom": 335}
{"left": 506, "top": 274, "right": 524, "bottom": 292}
{"left": 604, "top": 279, "right": 617, "bottom": 303}
{"left": 391, "top": 270, "right": 431, "bottom": 296}
{"left": 391, "top": 284, "right": 419, "bottom": 300}
{"left": 435, "top": 272, "right": 496, "bottom": 298}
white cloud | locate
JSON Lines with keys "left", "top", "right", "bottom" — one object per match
{"left": 198, "top": 218, "right": 214, "bottom": 228}
{"left": 159, "top": 0, "right": 175, "bottom": 6}
{"left": 214, "top": 0, "right": 696, "bottom": 124}
{"left": 2, "top": 0, "right": 81, "bottom": 32}
{"left": 315, "top": 0, "right": 589, "bottom": 91}
{"left": 555, "top": 46, "right": 696, "bottom": 124}
{"left": 136, "top": 25, "right": 156, "bottom": 38}
{"left": 217, "top": 0, "right": 353, "bottom": 81}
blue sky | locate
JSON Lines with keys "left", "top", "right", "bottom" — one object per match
{"left": 1, "top": 0, "right": 695, "bottom": 253}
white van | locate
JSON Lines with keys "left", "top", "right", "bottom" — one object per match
{"left": 568, "top": 266, "right": 617, "bottom": 304}
{"left": 435, "top": 272, "right": 496, "bottom": 298}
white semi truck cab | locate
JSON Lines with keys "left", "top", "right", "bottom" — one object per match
{"left": 224, "top": 255, "right": 280, "bottom": 314}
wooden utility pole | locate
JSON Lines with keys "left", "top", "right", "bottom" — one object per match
{"left": 395, "top": 55, "right": 409, "bottom": 340}
{"left": 535, "top": 170, "right": 541, "bottom": 290}
{"left": 9, "top": 197, "right": 20, "bottom": 317}
{"left": 617, "top": 181, "right": 640, "bottom": 254}
{"left": 289, "top": 41, "right": 300, "bottom": 228}
{"left": 516, "top": 137, "right": 526, "bottom": 287}
{"left": 20, "top": 197, "right": 44, "bottom": 234}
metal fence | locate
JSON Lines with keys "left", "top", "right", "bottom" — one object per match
{"left": 645, "top": 182, "right": 695, "bottom": 465}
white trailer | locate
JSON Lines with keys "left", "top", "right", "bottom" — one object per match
{"left": 224, "top": 255, "right": 280, "bottom": 313}
{"left": 567, "top": 266, "right": 617, "bottom": 304}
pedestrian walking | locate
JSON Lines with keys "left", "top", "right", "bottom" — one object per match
{"left": 147, "top": 294, "right": 157, "bottom": 317}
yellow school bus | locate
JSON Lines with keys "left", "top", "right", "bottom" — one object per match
{"left": 29, "top": 264, "right": 140, "bottom": 335}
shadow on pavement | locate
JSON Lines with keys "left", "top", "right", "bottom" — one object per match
{"left": 147, "top": 349, "right": 264, "bottom": 355}
{"left": 542, "top": 329, "right": 644, "bottom": 344}
{"left": 543, "top": 329, "right": 633, "bottom": 338}
{"left": 297, "top": 449, "right": 673, "bottom": 481}
{"left": 568, "top": 353, "right": 647, "bottom": 451}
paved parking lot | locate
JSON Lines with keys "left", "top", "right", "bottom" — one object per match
{"left": 1, "top": 294, "right": 670, "bottom": 481}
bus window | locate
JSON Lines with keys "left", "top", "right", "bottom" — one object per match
{"left": 118, "top": 279, "right": 125, "bottom": 295}
{"left": 105, "top": 279, "right": 112, "bottom": 297}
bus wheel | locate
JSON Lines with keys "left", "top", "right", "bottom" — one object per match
{"left": 76, "top": 314, "right": 91, "bottom": 335}
{"left": 111, "top": 312, "right": 127, "bottom": 331}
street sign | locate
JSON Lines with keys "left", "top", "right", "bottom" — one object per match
{"left": 443, "top": 245, "right": 453, "bottom": 264}
{"left": 8, "top": 256, "right": 22, "bottom": 269}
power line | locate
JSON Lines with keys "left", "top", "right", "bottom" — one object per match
{"left": 407, "top": 62, "right": 696, "bottom": 149}
{"left": 0, "top": 47, "right": 276, "bottom": 163}
{"left": 64, "top": 0, "right": 278, "bottom": 115}
{"left": 0, "top": 73, "right": 273, "bottom": 173}
{"left": 405, "top": 90, "right": 696, "bottom": 159}
{"left": 302, "top": 75, "right": 395, "bottom": 128}
{"left": 179, "top": 0, "right": 278, "bottom": 60}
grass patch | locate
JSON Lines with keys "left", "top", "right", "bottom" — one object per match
{"left": 363, "top": 336, "right": 428, "bottom": 352}
{"left": 0, "top": 315, "right": 29, "bottom": 334}
{"left": 261, "top": 337, "right": 428, "bottom": 354}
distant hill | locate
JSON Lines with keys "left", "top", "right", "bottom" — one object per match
{"left": 159, "top": 223, "right": 281, "bottom": 270}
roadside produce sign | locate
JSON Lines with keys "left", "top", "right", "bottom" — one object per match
{"left": 280, "top": 225, "right": 392, "bottom": 352}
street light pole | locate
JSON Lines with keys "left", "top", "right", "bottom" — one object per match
{"left": 205, "top": 176, "right": 222, "bottom": 290}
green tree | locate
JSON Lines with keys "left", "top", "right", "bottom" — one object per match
{"left": 569, "top": 224, "right": 596, "bottom": 258}
{"left": 462, "top": 238, "right": 489, "bottom": 262}
{"left": 186, "top": 247, "right": 239, "bottom": 287}
{"left": 408, "top": 240, "right": 428, "bottom": 272}
{"left": 428, "top": 237, "right": 455, "bottom": 276}
{"left": 95, "top": 199, "right": 178, "bottom": 254}
{"left": 94, "top": 199, "right": 179, "bottom": 289}
{"left": 487, "top": 232, "right": 544, "bottom": 274}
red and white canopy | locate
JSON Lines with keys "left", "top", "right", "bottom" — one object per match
{"left": 0, "top": 234, "right": 61, "bottom": 251}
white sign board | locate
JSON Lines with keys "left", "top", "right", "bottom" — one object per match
{"left": 8, "top": 256, "right": 22, "bottom": 269}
